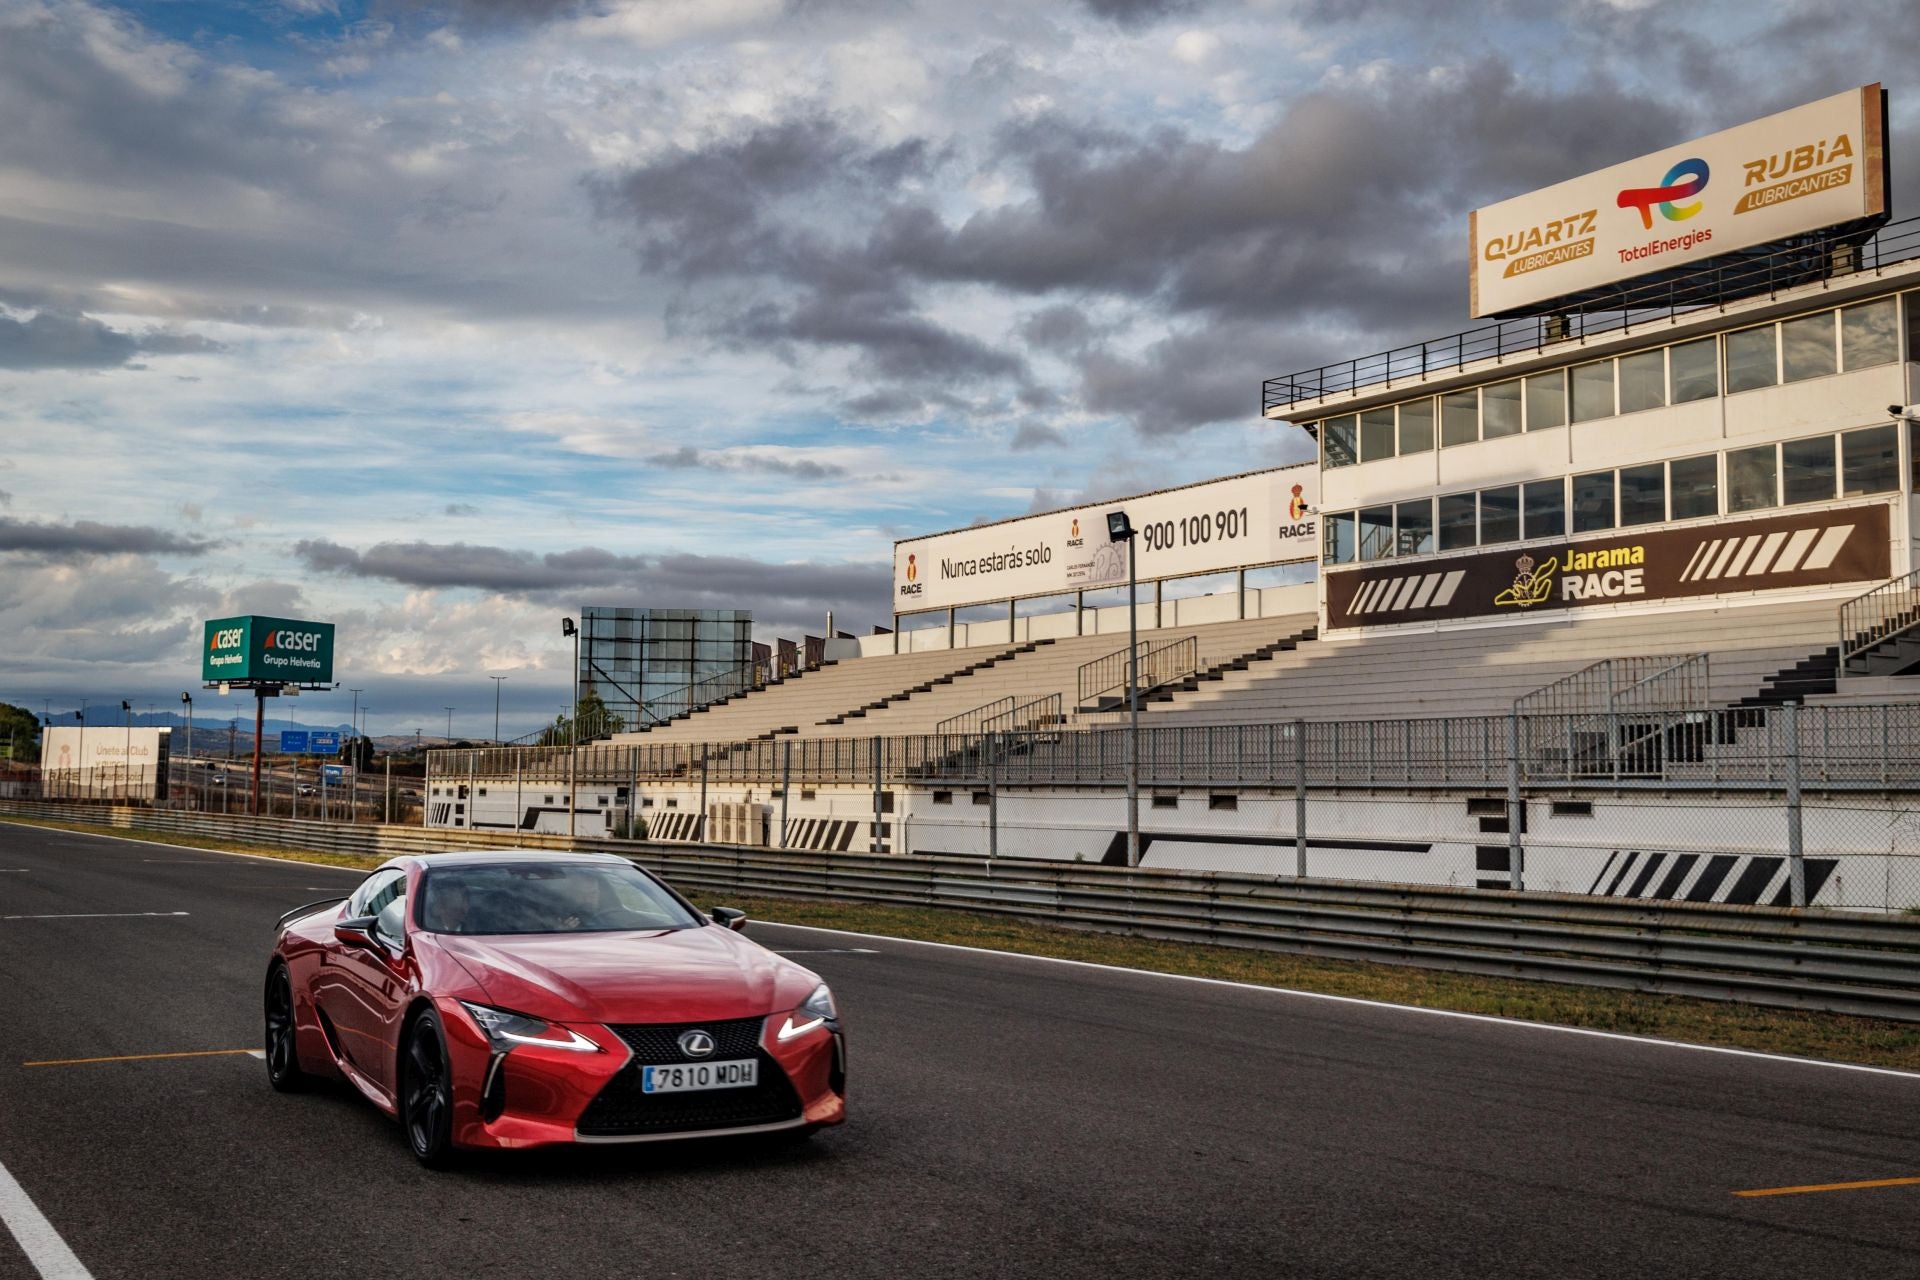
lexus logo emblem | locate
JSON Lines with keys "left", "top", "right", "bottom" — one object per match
{"left": 678, "top": 1030, "right": 715, "bottom": 1058}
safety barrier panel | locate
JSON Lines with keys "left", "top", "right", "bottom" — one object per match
{"left": 8, "top": 799, "right": 1920, "bottom": 1023}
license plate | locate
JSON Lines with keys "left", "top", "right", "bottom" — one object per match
{"left": 641, "top": 1058, "right": 758, "bottom": 1094}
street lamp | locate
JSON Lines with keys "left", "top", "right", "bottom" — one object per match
{"left": 121, "top": 700, "right": 132, "bottom": 802}
{"left": 562, "top": 617, "right": 579, "bottom": 838}
{"left": 444, "top": 707, "right": 455, "bottom": 745}
{"left": 1106, "top": 510, "right": 1140, "bottom": 868}
{"left": 180, "top": 692, "right": 194, "bottom": 811}
{"left": 490, "top": 675, "right": 507, "bottom": 744}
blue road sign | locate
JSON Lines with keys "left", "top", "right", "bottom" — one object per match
{"left": 322, "top": 764, "right": 346, "bottom": 782}
{"left": 279, "top": 730, "right": 309, "bottom": 753}
{"left": 310, "top": 732, "right": 341, "bottom": 755}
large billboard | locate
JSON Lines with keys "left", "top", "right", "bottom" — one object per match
{"left": 201, "top": 615, "right": 336, "bottom": 685}
{"left": 41, "top": 727, "right": 171, "bottom": 801}
{"left": 1324, "top": 504, "right": 1889, "bottom": 631}
{"left": 1470, "top": 85, "right": 1887, "bottom": 317}
{"left": 893, "top": 465, "right": 1318, "bottom": 614}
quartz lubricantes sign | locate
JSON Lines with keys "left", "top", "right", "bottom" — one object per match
{"left": 201, "top": 616, "right": 336, "bottom": 684}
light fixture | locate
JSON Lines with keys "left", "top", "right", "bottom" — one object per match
{"left": 1106, "top": 510, "right": 1135, "bottom": 543}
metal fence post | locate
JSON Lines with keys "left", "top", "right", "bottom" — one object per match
{"left": 871, "top": 735, "right": 883, "bottom": 854}
{"left": 697, "top": 749, "right": 708, "bottom": 844}
{"left": 779, "top": 739, "right": 791, "bottom": 849}
{"left": 1786, "top": 701, "right": 1806, "bottom": 908}
{"left": 987, "top": 732, "right": 998, "bottom": 860}
{"left": 1294, "top": 719, "right": 1307, "bottom": 880}
{"left": 1508, "top": 708, "right": 1524, "bottom": 892}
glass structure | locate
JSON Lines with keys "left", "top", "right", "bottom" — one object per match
{"left": 578, "top": 608, "right": 754, "bottom": 729}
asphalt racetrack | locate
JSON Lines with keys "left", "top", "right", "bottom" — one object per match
{"left": 3, "top": 822, "right": 1919, "bottom": 1279}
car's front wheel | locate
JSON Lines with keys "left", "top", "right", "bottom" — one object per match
{"left": 400, "top": 1010, "right": 455, "bottom": 1167}
{"left": 264, "top": 963, "right": 306, "bottom": 1092}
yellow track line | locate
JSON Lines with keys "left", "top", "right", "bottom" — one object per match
{"left": 1734, "top": 1175, "right": 1920, "bottom": 1198}
{"left": 23, "top": 1048, "right": 257, "bottom": 1068}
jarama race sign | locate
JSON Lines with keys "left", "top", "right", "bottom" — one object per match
{"left": 1323, "top": 504, "right": 1890, "bottom": 630}
{"left": 1469, "top": 85, "right": 1888, "bottom": 317}
{"left": 201, "top": 615, "right": 336, "bottom": 684}
{"left": 893, "top": 464, "right": 1319, "bottom": 614}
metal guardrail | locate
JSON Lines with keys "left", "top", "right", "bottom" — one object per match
{"left": 432, "top": 702, "right": 1920, "bottom": 792}
{"left": 9, "top": 799, "right": 1920, "bottom": 1023}
{"left": 1840, "top": 568, "right": 1920, "bottom": 675}
{"left": 982, "top": 693, "right": 1065, "bottom": 733}
{"left": 1076, "top": 636, "right": 1199, "bottom": 708}
{"left": 1262, "top": 216, "right": 1920, "bottom": 415}
{"left": 937, "top": 697, "right": 1017, "bottom": 736}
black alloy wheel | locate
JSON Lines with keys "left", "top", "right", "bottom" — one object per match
{"left": 264, "top": 964, "right": 306, "bottom": 1092}
{"left": 401, "top": 1011, "right": 455, "bottom": 1167}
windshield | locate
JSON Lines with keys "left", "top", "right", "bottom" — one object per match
{"left": 415, "top": 862, "right": 702, "bottom": 936}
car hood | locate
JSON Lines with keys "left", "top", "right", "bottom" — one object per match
{"left": 431, "top": 925, "right": 809, "bottom": 1026}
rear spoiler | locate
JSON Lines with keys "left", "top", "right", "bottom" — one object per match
{"left": 275, "top": 896, "right": 346, "bottom": 931}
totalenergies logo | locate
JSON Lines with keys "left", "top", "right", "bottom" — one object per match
{"left": 1617, "top": 157, "right": 1709, "bottom": 230}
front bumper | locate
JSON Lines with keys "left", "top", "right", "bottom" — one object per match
{"left": 437, "top": 999, "right": 847, "bottom": 1151}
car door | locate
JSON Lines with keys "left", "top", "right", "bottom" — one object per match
{"left": 322, "top": 868, "right": 406, "bottom": 1089}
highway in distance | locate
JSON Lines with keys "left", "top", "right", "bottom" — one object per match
{"left": 2, "top": 821, "right": 1918, "bottom": 1279}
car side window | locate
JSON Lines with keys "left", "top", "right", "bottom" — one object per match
{"left": 372, "top": 893, "right": 407, "bottom": 949}
{"left": 349, "top": 869, "right": 404, "bottom": 919}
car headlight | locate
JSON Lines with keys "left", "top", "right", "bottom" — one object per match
{"left": 459, "top": 1001, "right": 601, "bottom": 1053}
{"left": 776, "top": 983, "right": 837, "bottom": 1042}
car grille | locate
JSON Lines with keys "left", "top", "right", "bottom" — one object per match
{"left": 577, "top": 1017, "right": 802, "bottom": 1138}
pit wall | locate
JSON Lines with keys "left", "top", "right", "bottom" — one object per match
{"left": 430, "top": 776, "right": 1920, "bottom": 913}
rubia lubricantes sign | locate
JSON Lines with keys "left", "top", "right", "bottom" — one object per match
{"left": 893, "top": 464, "right": 1319, "bottom": 614}
{"left": 201, "top": 615, "right": 336, "bottom": 684}
{"left": 1469, "top": 85, "right": 1888, "bottom": 317}
{"left": 1325, "top": 504, "right": 1889, "bottom": 630}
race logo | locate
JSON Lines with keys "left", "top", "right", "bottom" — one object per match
{"left": 1066, "top": 517, "right": 1084, "bottom": 549}
{"left": 1617, "top": 157, "right": 1709, "bottom": 230}
{"left": 1288, "top": 484, "right": 1309, "bottom": 520}
{"left": 898, "top": 552, "right": 923, "bottom": 598}
{"left": 906, "top": 554, "right": 918, "bottom": 582}
{"left": 1493, "top": 553, "right": 1557, "bottom": 609}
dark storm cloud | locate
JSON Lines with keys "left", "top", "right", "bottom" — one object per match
{"left": 0, "top": 516, "right": 218, "bottom": 558}
{"left": 647, "top": 446, "right": 848, "bottom": 480}
{"left": 293, "top": 538, "right": 890, "bottom": 625}
{"left": 0, "top": 309, "right": 224, "bottom": 370}
{"left": 593, "top": 116, "right": 1030, "bottom": 408}
{"left": 1078, "top": 0, "right": 1199, "bottom": 26}
{"left": 1009, "top": 423, "right": 1066, "bottom": 451}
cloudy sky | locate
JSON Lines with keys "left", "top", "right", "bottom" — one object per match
{"left": 2, "top": 0, "right": 1916, "bottom": 737}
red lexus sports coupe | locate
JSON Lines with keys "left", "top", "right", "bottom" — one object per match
{"left": 263, "top": 850, "right": 846, "bottom": 1165}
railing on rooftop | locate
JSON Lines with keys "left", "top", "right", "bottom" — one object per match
{"left": 1262, "top": 216, "right": 1920, "bottom": 417}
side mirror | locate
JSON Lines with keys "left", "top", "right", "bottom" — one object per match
{"left": 334, "top": 915, "right": 377, "bottom": 947}
{"left": 711, "top": 907, "right": 748, "bottom": 933}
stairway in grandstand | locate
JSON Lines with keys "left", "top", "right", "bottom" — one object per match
{"left": 1099, "top": 596, "right": 1858, "bottom": 725}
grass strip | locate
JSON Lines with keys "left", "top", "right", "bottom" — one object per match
{"left": 713, "top": 893, "right": 1920, "bottom": 1072}
{"left": 10, "top": 815, "right": 1919, "bottom": 1071}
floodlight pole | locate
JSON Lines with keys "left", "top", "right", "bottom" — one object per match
{"left": 181, "top": 693, "right": 193, "bottom": 811}
{"left": 251, "top": 687, "right": 265, "bottom": 816}
{"left": 1126, "top": 534, "right": 1140, "bottom": 869}
{"left": 490, "top": 675, "right": 507, "bottom": 744}
{"left": 564, "top": 617, "right": 579, "bottom": 838}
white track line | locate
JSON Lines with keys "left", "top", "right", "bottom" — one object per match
{"left": 2, "top": 912, "right": 190, "bottom": 921}
{"left": 753, "top": 920, "right": 1920, "bottom": 1082}
{"left": 0, "top": 1156, "right": 93, "bottom": 1280}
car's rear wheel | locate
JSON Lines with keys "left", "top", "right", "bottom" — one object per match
{"left": 401, "top": 1010, "right": 455, "bottom": 1168}
{"left": 264, "top": 964, "right": 306, "bottom": 1092}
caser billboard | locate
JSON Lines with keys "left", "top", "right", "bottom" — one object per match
{"left": 201, "top": 615, "right": 336, "bottom": 685}
{"left": 1470, "top": 85, "right": 1887, "bottom": 317}
{"left": 893, "top": 464, "right": 1319, "bottom": 614}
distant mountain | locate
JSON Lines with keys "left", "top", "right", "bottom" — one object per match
{"left": 38, "top": 710, "right": 356, "bottom": 737}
